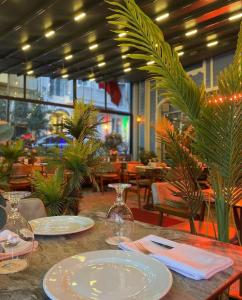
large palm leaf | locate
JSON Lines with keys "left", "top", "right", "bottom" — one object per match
{"left": 107, "top": 0, "right": 242, "bottom": 242}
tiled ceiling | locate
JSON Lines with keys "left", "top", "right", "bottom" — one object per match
{"left": 0, "top": 0, "right": 241, "bottom": 82}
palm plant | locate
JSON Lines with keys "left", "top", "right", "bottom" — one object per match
{"left": 107, "top": 0, "right": 242, "bottom": 242}
{"left": 32, "top": 169, "right": 77, "bottom": 216}
{"left": 64, "top": 101, "right": 103, "bottom": 142}
{"left": 0, "top": 140, "right": 24, "bottom": 189}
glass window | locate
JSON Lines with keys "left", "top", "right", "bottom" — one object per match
{"left": 76, "top": 80, "right": 105, "bottom": 108}
{"left": 26, "top": 76, "right": 73, "bottom": 105}
{"left": 0, "top": 73, "right": 8, "bottom": 96}
{"left": 0, "top": 99, "right": 8, "bottom": 121}
{"left": 106, "top": 82, "right": 131, "bottom": 113}
{"left": 9, "top": 74, "right": 24, "bottom": 98}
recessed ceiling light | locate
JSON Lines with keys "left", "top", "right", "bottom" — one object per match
{"left": 124, "top": 67, "right": 131, "bottom": 73}
{"left": 62, "top": 74, "right": 68, "bottom": 78}
{"left": 118, "top": 32, "right": 127, "bottom": 37}
{"left": 147, "top": 60, "right": 154, "bottom": 65}
{"left": 65, "top": 54, "right": 73, "bottom": 60}
{"left": 27, "top": 70, "right": 33, "bottom": 75}
{"left": 22, "top": 44, "right": 31, "bottom": 51}
{"left": 229, "top": 12, "right": 242, "bottom": 21}
{"left": 122, "top": 54, "right": 127, "bottom": 59}
{"left": 74, "top": 12, "right": 86, "bottom": 22}
{"left": 155, "top": 12, "right": 169, "bottom": 22}
{"left": 89, "top": 44, "right": 98, "bottom": 50}
{"left": 89, "top": 77, "right": 95, "bottom": 81}
{"left": 185, "top": 29, "right": 198, "bottom": 37}
{"left": 45, "top": 30, "right": 55, "bottom": 38}
{"left": 98, "top": 62, "right": 106, "bottom": 67}
{"left": 207, "top": 40, "right": 218, "bottom": 47}
{"left": 177, "top": 51, "right": 184, "bottom": 57}
{"left": 174, "top": 45, "right": 183, "bottom": 51}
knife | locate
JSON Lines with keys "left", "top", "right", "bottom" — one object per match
{"left": 151, "top": 240, "right": 174, "bottom": 249}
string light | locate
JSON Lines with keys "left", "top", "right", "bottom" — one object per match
{"left": 207, "top": 93, "right": 242, "bottom": 104}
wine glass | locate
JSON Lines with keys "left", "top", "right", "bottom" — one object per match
{"left": 0, "top": 191, "right": 34, "bottom": 274}
{"left": 106, "top": 183, "right": 134, "bottom": 245}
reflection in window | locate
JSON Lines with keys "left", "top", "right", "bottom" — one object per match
{"left": 26, "top": 76, "right": 73, "bottom": 105}
{"left": 106, "top": 82, "right": 131, "bottom": 112}
{"left": 76, "top": 80, "right": 105, "bottom": 108}
{"left": 99, "top": 113, "right": 130, "bottom": 152}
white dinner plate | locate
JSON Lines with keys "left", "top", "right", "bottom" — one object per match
{"left": 29, "top": 216, "right": 94, "bottom": 235}
{"left": 43, "top": 250, "right": 172, "bottom": 300}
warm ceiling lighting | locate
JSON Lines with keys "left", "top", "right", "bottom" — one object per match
{"left": 155, "top": 12, "right": 169, "bottom": 22}
{"left": 174, "top": 45, "right": 183, "bottom": 51}
{"left": 124, "top": 67, "right": 131, "bottom": 73}
{"left": 22, "top": 44, "right": 31, "bottom": 51}
{"left": 185, "top": 29, "right": 198, "bottom": 37}
{"left": 122, "top": 54, "right": 127, "bottom": 59}
{"left": 147, "top": 60, "right": 154, "bottom": 65}
{"left": 118, "top": 32, "right": 127, "bottom": 37}
{"left": 177, "top": 51, "right": 184, "bottom": 57}
{"left": 62, "top": 74, "right": 68, "bottom": 78}
{"left": 98, "top": 62, "right": 106, "bottom": 67}
{"left": 207, "top": 40, "right": 218, "bottom": 47}
{"left": 45, "top": 30, "right": 55, "bottom": 38}
{"left": 136, "top": 115, "right": 142, "bottom": 123}
{"left": 74, "top": 12, "right": 86, "bottom": 22}
{"left": 229, "top": 12, "right": 242, "bottom": 21}
{"left": 89, "top": 77, "right": 95, "bottom": 81}
{"left": 65, "top": 54, "right": 73, "bottom": 60}
{"left": 27, "top": 70, "right": 33, "bottom": 75}
{"left": 89, "top": 44, "right": 98, "bottom": 50}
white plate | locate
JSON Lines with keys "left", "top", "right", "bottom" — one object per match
{"left": 43, "top": 250, "right": 172, "bottom": 300}
{"left": 29, "top": 216, "right": 94, "bottom": 235}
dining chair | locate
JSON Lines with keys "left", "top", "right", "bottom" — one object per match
{"left": 94, "top": 162, "right": 121, "bottom": 192}
{"left": 152, "top": 182, "right": 236, "bottom": 241}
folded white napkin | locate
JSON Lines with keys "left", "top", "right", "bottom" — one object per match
{"left": 119, "top": 235, "right": 233, "bottom": 280}
{"left": 0, "top": 230, "right": 38, "bottom": 260}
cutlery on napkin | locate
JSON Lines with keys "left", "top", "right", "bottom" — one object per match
{"left": 0, "top": 230, "right": 38, "bottom": 260}
{"left": 119, "top": 234, "right": 233, "bottom": 280}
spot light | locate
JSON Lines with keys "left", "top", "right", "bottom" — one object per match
{"left": 207, "top": 40, "right": 218, "bottom": 47}
{"left": 22, "top": 44, "right": 31, "bottom": 51}
{"left": 155, "top": 12, "right": 169, "bottom": 22}
{"left": 65, "top": 54, "right": 73, "bottom": 60}
{"left": 45, "top": 30, "right": 55, "bottom": 38}
{"left": 74, "top": 12, "right": 86, "bottom": 22}
{"left": 89, "top": 44, "right": 98, "bottom": 50}
{"left": 229, "top": 12, "right": 242, "bottom": 21}
{"left": 185, "top": 29, "right": 197, "bottom": 37}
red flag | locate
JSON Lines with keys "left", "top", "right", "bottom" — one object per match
{"left": 99, "top": 81, "right": 121, "bottom": 106}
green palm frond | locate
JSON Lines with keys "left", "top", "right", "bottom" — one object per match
{"left": 32, "top": 169, "right": 76, "bottom": 216}
{"left": 64, "top": 101, "right": 104, "bottom": 142}
{"left": 217, "top": 23, "right": 242, "bottom": 95}
{"left": 156, "top": 118, "right": 204, "bottom": 219}
{"left": 107, "top": 0, "right": 205, "bottom": 121}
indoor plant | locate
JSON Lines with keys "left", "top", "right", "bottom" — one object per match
{"left": 107, "top": 0, "right": 242, "bottom": 242}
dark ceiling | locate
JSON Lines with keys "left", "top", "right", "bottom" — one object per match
{"left": 0, "top": 0, "right": 241, "bottom": 82}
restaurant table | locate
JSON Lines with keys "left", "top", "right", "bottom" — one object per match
{"left": 0, "top": 212, "right": 241, "bottom": 300}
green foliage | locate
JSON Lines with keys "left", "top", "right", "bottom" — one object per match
{"left": 138, "top": 148, "right": 157, "bottom": 165}
{"left": 107, "top": 0, "right": 242, "bottom": 242}
{"left": 64, "top": 101, "right": 103, "bottom": 142}
{"left": 27, "top": 105, "right": 48, "bottom": 138}
{"left": 104, "top": 132, "right": 123, "bottom": 150}
{"left": 0, "top": 140, "right": 25, "bottom": 189}
{"left": 0, "top": 122, "right": 14, "bottom": 142}
{"left": 32, "top": 169, "right": 77, "bottom": 216}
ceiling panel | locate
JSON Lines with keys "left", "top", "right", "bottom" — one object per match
{"left": 0, "top": 0, "right": 240, "bottom": 82}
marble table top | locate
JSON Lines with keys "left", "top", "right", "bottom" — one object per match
{"left": 0, "top": 212, "right": 241, "bottom": 300}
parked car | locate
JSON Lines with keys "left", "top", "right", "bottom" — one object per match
{"left": 34, "top": 134, "right": 72, "bottom": 148}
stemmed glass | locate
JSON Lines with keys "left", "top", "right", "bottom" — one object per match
{"left": 106, "top": 183, "right": 134, "bottom": 245}
{"left": 0, "top": 191, "right": 34, "bottom": 274}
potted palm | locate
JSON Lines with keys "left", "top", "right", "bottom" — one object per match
{"left": 107, "top": 0, "right": 242, "bottom": 242}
